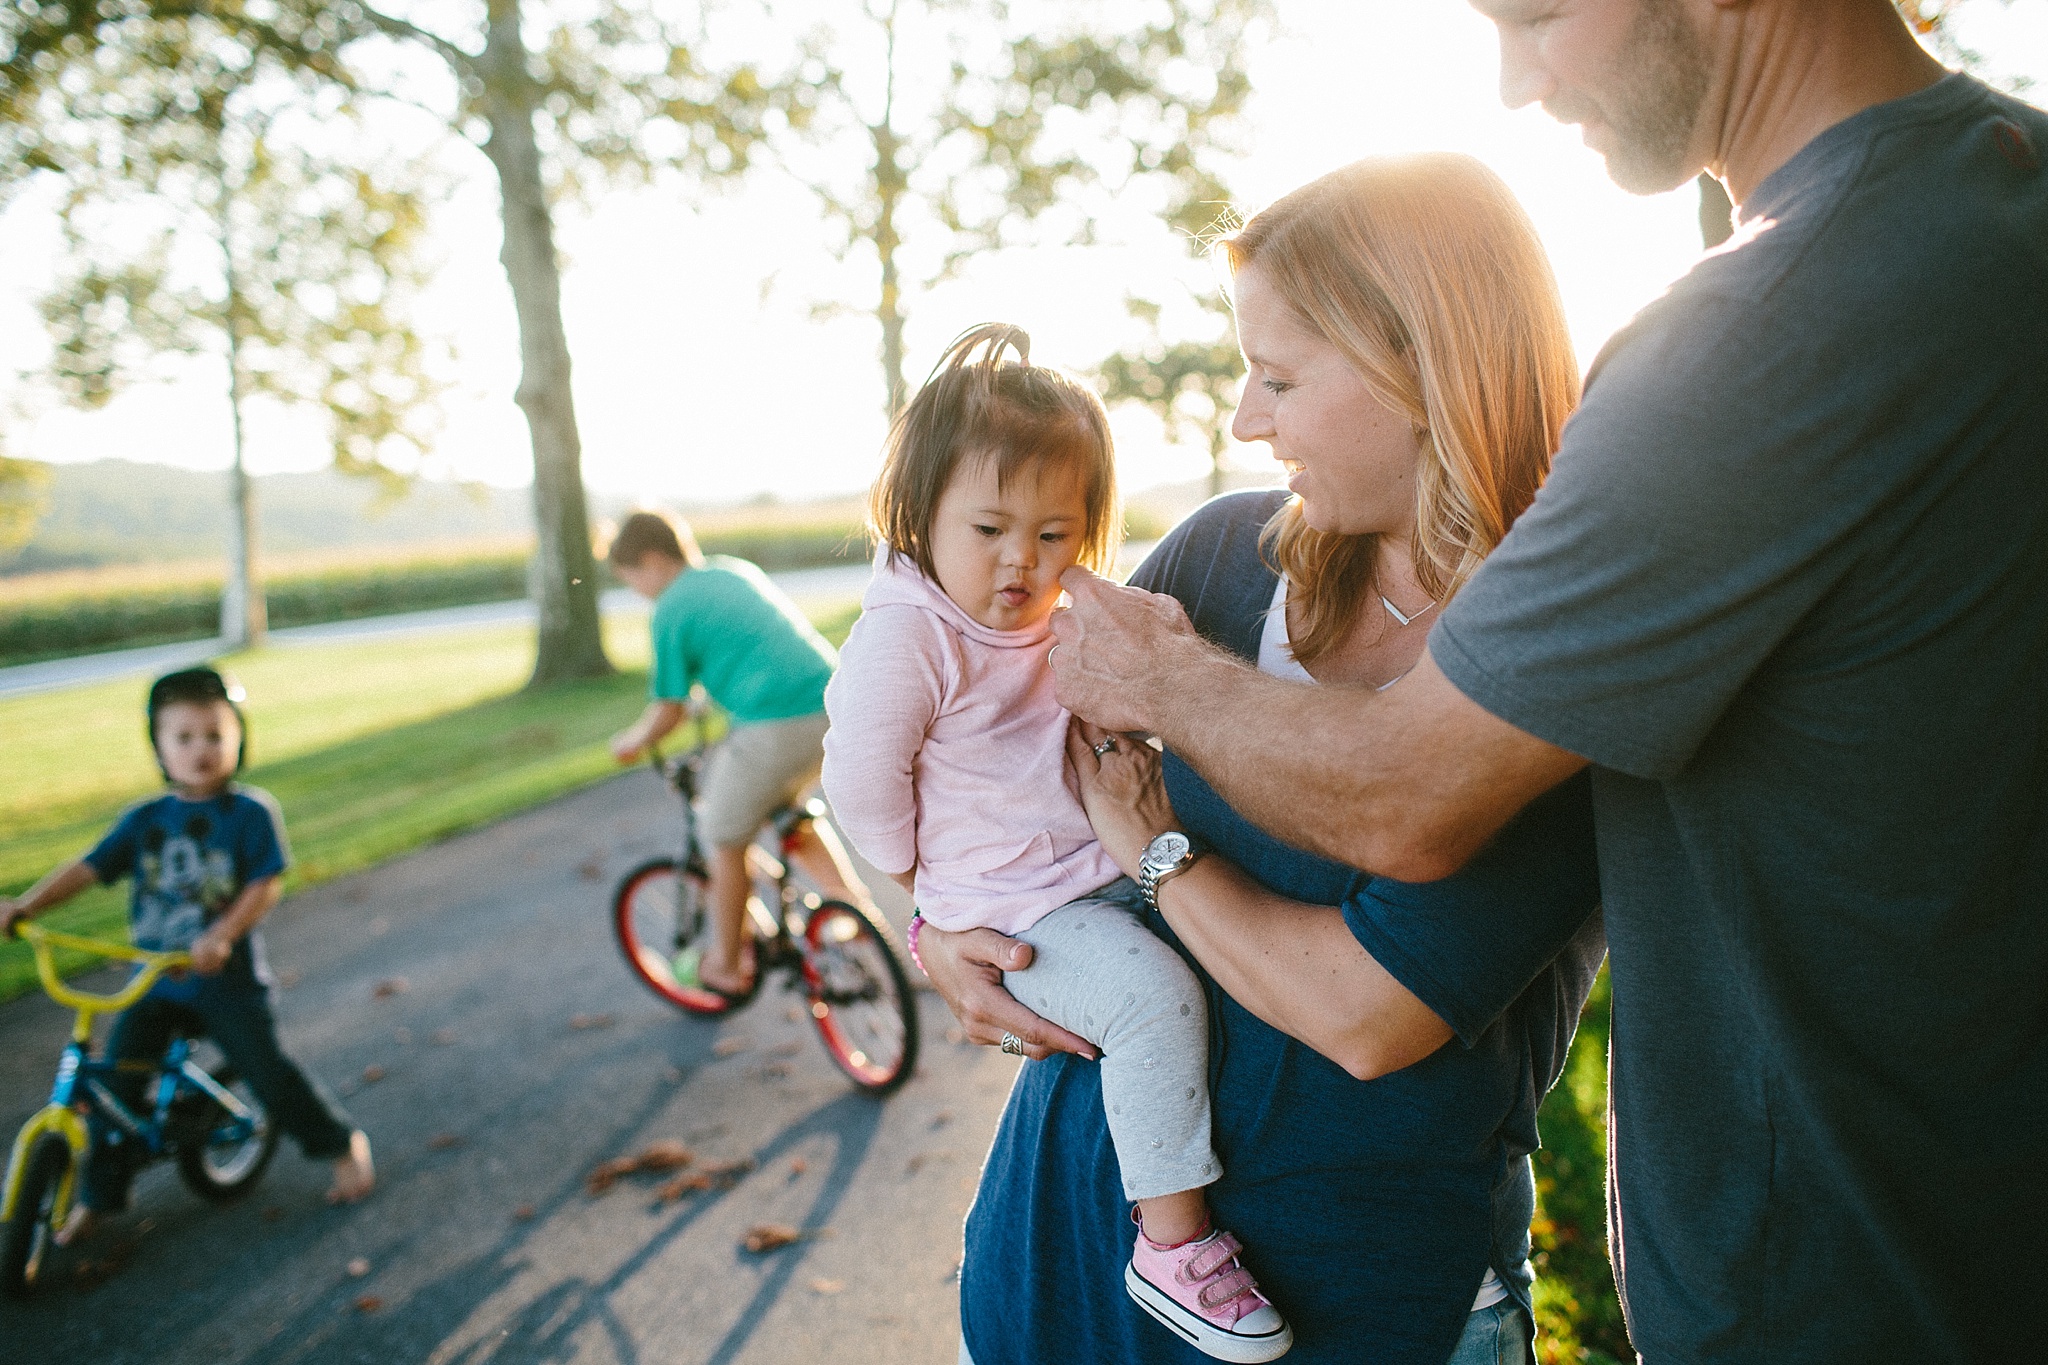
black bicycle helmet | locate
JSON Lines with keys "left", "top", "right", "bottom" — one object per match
{"left": 146, "top": 666, "right": 249, "bottom": 777}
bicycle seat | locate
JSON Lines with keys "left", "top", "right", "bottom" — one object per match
{"left": 770, "top": 798, "right": 829, "bottom": 842}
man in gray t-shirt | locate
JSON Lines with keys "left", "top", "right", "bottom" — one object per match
{"left": 1027, "top": 4, "right": 2047, "bottom": 1361}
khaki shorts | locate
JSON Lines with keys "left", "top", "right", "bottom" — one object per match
{"left": 697, "top": 711, "right": 829, "bottom": 847}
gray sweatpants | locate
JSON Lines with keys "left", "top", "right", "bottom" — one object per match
{"left": 1004, "top": 878, "right": 1219, "bottom": 1202}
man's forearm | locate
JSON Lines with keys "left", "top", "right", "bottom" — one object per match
{"left": 1149, "top": 648, "right": 1579, "bottom": 882}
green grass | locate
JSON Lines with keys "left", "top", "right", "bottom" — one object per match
{"left": 1532, "top": 965, "right": 1631, "bottom": 1363}
{"left": 1, "top": 599, "right": 863, "bottom": 1002}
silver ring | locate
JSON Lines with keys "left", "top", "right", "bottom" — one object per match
{"left": 999, "top": 1032, "right": 1026, "bottom": 1056}
{"left": 1092, "top": 738, "right": 1118, "bottom": 757}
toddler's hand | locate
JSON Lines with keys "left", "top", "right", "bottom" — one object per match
{"left": 609, "top": 732, "right": 642, "bottom": 764}
{"left": 1, "top": 901, "right": 25, "bottom": 939}
{"left": 190, "top": 928, "right": 234, "bottom": 975}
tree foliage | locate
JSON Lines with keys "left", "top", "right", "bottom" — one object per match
{"left": 0, "top": 454, "right": 52, "bottom": 556}
{"left": 783, "top": 0, "right": 1267, "bottom": 412}
{"left": 1097, "top": 291, "right": 1244, "bottom": 500}
{"left": 4, "top": 0, "right": 802, "bottom": 683}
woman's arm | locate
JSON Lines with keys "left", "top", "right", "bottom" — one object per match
{"left": 1067, "top": 722, "right": 1452, "bottom": 1080}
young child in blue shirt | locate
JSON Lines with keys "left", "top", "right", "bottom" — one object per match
{"left": 2, "top": 667, "right": 373, "bottom": 1245}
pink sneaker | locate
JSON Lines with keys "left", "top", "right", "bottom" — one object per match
{"left": 1126, "top": 1223, "right": 1293, "bottom": 1362}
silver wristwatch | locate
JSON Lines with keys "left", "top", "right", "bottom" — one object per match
{"left": 1138, "top": 830, "right": 1201, "bottom": 912}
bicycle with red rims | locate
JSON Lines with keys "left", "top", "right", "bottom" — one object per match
{"left": 611, "top": 727, "right": 919, "bottom": 1096}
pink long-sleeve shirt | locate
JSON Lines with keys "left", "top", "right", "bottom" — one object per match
{"left": 821, "top": 552, "right": 1122, "bottom": 935}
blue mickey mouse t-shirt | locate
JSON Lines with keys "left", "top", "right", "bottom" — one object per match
{"left": 84, "top": 786, "right": 290, "bottom": 999}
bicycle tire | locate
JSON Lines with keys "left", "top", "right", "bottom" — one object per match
{"left": 800, "top": 900, "right": 920, "bottom": 1095}
{"left": 613, "top": 858, "right": 753, "bottom": 1014}
{"left": 174, "top": 1062, "right": 278, "bottom": 1202}
{"left": 1, "top": 1133, "right": 72, "bottom": 1299}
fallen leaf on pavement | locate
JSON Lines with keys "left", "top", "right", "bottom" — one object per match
{"left": 769, "top": 1041, "right": 804, "bottom": 1058}
{"left": 275, "top": 967, "right": 304, "bottom": 989}
{"left": 759, "top": 1061, "right": 791, "bottom": 1079}
{"left": 712, "top": 1035, "right": 752, "bottom": 1056}
{"left": 430, "top": 1027, "right": 457, "bottom": 1046}
{"left": 586, "top": 1140, "right": 698, "bottom": 1194}
{"left": 513, "top": 1204, "right": 536, "bottom": 1221}
{"left": 637, "top": 1139, "right": 693, "bottom": 1171}
{"left": 346, "top": 1258, "right": 370, "bottom": 1278}
{"left": 788, "top": 1158, "right": 809, "bottom": 1177}
{"left": 576, "top": 857, "right": 604, "bottom": 881}
{"left": 930, "top": 1110, "right": 954, "bottom": 1129}
{"left": 372, "top": 978, "right": 409, "bottom": 999}
{"left": 360, "top": 1064, "right": 386, "bottom": 1083}
{"left": 744, "top": 1224, "right": 802, "bottom": 1253}
{"left": 426, "top": 1133, "right": 465, "bottom": 1151}
{"left": 654, "top": 1156, "right": 755, "bottom": 1202}
{"left": 353, "top": 1295, "right": 383, "bottom": 1314}
{"left": 810, "top": 1278, "right": 845, "bottom": 1294}
{"left": 569, "top": 1013, "right": 616, "bottom": 1031}
{"left": 393, "top": 1027, "right": 412, "bottom": 1045}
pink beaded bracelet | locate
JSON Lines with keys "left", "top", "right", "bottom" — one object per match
{"left": 905, "top": 912, "right": 928, "bottom": 977}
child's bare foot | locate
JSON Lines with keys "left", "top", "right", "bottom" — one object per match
{"left": 326, "top": 1130, "right": 375, "bottom": 1204}
{"left": 698, "top": 939, "right": 757, "bottom": 997}
{"left": 52, "top": 1204, "right": 99, "bottom": 1247}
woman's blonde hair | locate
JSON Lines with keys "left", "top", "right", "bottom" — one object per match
{"left": 1222, "top": 154, "right": 1580, "bottom": 666}
{"left": 869, "top": 323, "right": 1121, "bottom": 579}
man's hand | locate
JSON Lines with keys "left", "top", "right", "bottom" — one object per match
{"left": 609, "top": 730, "right": 645, "bottom": 765}
{"left": 189, "top": 927, "right": 234, "bottom": 975}
{"left": 1050, "top": 568, "right": 1212, "bottom": 733}
{"left": 917, "top": 922, "right": 1097, "bottom": 1062}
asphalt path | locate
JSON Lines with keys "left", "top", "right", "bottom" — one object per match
{"left": 0, "top": 563, "right": 875, "bottom": 700}
{"left": 0, "top": 770, "right": 1020, "bottom": 1364}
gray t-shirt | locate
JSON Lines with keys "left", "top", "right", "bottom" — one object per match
{"left": 1433, "top": 74, "right": 2047, "bottom": 1363}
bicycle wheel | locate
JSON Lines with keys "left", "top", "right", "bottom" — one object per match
{"left": 800, "top": 901, "right": 919, "bottom": 1095}
{"left": 614, "top": 858, "right": 737, "bottom": 1014}
{"left": 1, "top": 1133, "right": 72, "bottom": 1298}
{"left": 174, "top": 1061, "right": 278, "bottom": 1202}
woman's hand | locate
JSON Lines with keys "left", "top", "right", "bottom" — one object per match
{"left": 916, "top": 921, "right": 1097, "bottom": 1061}
{"left": 1065, "top": 718, "right": 1179, "bottom": 877}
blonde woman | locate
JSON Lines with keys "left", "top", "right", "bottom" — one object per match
{"left": 924, "top": 155, "right": 1605, "bottom": 1365}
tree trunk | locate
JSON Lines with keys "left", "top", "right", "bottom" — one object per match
{"left": 481, "top": 0, "right": 609, "bottom": 686}
{"left": 217, "top": 164, "right": 265, "bottom": 649}
{"left": 872, "top": 121, "right": 908, "bottom": 415}
{"left": 220, "top": 433, "right": 265, "bottom": 648}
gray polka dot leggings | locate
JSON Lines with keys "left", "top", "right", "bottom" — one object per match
{"left": 1004, "top": 877, "right": 1219, "bottom": 1202}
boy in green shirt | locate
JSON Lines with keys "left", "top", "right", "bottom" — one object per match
{"left": 608, "top": 511, "right": 874, "bottom": 1003}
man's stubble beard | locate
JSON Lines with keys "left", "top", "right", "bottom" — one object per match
{"left": 1566, "top": 0, "right": 1711, "bottom": 195}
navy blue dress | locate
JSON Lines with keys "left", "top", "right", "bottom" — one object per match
{"left": 961, "top": 492, "right": 1605, "bottom": 1365}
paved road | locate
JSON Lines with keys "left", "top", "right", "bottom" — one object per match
{"left": 0, "top": 563, "right": 876, "bottom": 700}
{"left": 0, "top": 772, "right": 1017, "bottom": 1364}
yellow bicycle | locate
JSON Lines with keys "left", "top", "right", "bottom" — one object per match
{"left": 1, "top": 924, "right": 276, "bottom": 1297}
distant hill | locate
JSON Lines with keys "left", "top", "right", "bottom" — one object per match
{"left": 2, "top": 458, "right": 1278, "bottom": 576}
{"left": 3, "top": 461, "right": 537, "bottom": 574}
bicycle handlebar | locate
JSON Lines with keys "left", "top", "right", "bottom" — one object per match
{"left": 14, "top": 921, "right": 191, "bottom": 1014}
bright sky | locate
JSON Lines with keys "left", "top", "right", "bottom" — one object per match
{"left": 3, "top": 1, "right": 2044, "bottom": 506}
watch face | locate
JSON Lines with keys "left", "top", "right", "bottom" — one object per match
{"left": 1147, "top": 832, "right": 1191, "bottom": 867}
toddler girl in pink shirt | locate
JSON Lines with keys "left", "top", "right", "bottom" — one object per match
{"left": 823, "top": 324, "right": 1292, "bottom": 1362}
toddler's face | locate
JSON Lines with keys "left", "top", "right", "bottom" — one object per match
{"left": 928, "top": 454, "right": 1091, "bottom": 632}
{"left": 154, "top": 699, "right": 240, "bottom": 793}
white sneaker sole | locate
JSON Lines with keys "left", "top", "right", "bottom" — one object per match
{"left": 1125, "top": 1263, "right": 1294, "bottom": 1362}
